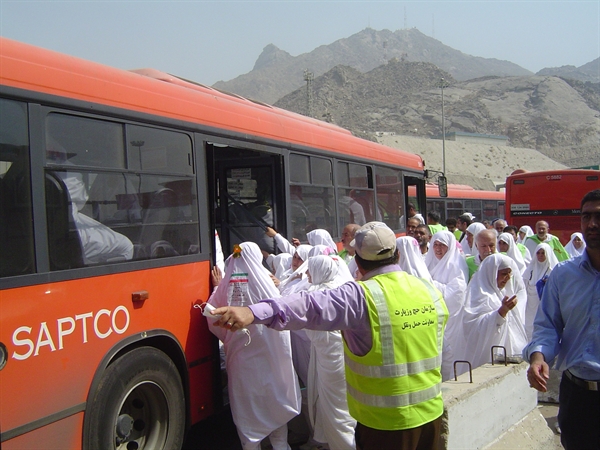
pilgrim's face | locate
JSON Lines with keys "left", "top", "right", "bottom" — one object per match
{"left": 477, "top": 236, "right": 496, "bottom": 259}
{"left": 447, "top": 223, "right": 456, "bottom": 232}
{"left": 518, "top": 231, "right": 526, "bottom": 241}
{"left": 506, "top": 229, "right": 518, "bottom": 241}
{"left": 536, "top": 249, "right": 547, "bottom": 263}
{"left": 536, "top": 222, "right": 548, "bottom": 239}
{"left": 498, "top": 240, "right": 510, "bottom": 253}
{"left": 581, "top": 200, "right": 600, "bottom": 248}
{"left": 466, "top": 231, "right": 474, "bottom": 247}
{"left": 341, "top": 226, "right": 355, "bottom": 248}
{"left": 433, "top": 241, "right": 448, "bottom": 260}
{"left": 494, "top": 221, "right": 506, "bottom": 234}
{"left": 496, "top": 268, "right": 512, "bottom": 289}
{"left": 573, "top": 236, "right": 583, "bottom": 249}
{"left": 292, "top": 252, "right": 303, "bottom": 270}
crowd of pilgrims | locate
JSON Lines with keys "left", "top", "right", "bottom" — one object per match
{"left": 204, "top": 213, "right": 586, "bottom": 450}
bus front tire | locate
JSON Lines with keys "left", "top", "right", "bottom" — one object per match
{"left": 83, "top": 346, "right": 185, "bottom": 450}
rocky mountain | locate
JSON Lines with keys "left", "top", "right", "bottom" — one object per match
{"left": 273, "top": 59, "right": 599, "bottom": 168}
{"left": 537, "top": 58, "right": 600, "bottom": 83}
{"left": 213, "top": 28, "right": 532, "bottom": 104}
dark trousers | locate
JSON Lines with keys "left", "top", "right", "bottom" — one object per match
{"left": 558, "top": 372, "right": 600, "bottom": 450}
{"left": 355, "top": 415, "right": 442, "bottom": 450}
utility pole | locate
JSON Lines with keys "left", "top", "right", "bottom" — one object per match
{"left": 304, "top": 69, "right": 314, "bottom": 118}
{"left": 439, "top": 77, "right": 450, "bottom": 175}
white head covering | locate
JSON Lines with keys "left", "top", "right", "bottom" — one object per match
{"left": 524, "top": 242, "right": 559, "bottom": 287}
{"left": 295, "top": 244, "right": 313, "bottom": 262}
{"left": 425, "top": 230, "right": 469, "bottom": 283}
{"left": 464, "top": 253, "right": 528, "bottom": 365}
{"left": 462, "top": 222, "right": 486, "bottom": 255}
{"left": 210, "top": 242, "right": 280, "bottom": 308}
{"left": 307, "top": 255, "right": 353, "bottom": 292}
{"left": 309, "top": 244, "right": 336, "bottom": 257}
{"left": 272, "top": 253, "right": 293, "bottom": 280}
{"left": 278, "top": 244, "right": 313, "bottom": 294}
{"left": 517, "top": 225, "right": 534, "bottom": 244}
{"left": 306, "top": 229, "right": 337, "bottom": 253}
{"left": 564, "top": 232, "right": 586, "bottom": 258}
{"left": 278, "top": 244, "right": 312, "bottom": 282}
{"left": 498, "top": 232, "right": 526, "bottom": 275}
{"left": 396, "top": 236, "right": 432, "bottom": 281}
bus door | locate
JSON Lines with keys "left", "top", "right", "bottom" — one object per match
{"left": 208, "top": 144, "right": 284, "bottom": 257}
{"left": 404, "top": 175, "right": 426, "bottom": 227}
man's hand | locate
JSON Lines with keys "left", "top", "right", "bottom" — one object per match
{"left": 211, "top": 306, "right": 255, "bottom": 332}
{"left": 498, "top": 295, "right": 517, "bottom": 318}
{"left": 291, "top": 238, "right": 301, "bottom": 247}
{"left": 527, "top": 352, "right": 550, "bottom": 392}
{"left": 269, "top": 273, "right": 280, "bottom": 287}
{"left": 265, "top": 227, "right": 277, "bottom": 238}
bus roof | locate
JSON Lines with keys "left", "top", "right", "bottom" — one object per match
{"left": 507, "top": 169, "right": 599, "bottom": 180}
{"left": 425, "top": 184, "right": 504, "bottom": 200}
{"left": 0, "top": 38, "right": 423, "bottom": 171}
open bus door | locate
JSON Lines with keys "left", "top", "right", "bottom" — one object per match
{"left": 207, "top": 143, "right": 285, "bottom": 258}
{"left": 404, "top": 175, "right": 427, "bottom": 226}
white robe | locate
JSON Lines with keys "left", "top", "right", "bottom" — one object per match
{"left": 305, "top": 256, "right": 356, "bottom": 450}
{"left": 207, "top": 242, "right": 300, "bottom": 447}
{"left": 424, "top": 231, "right": 469, "bottom": 375}
{"left": 463, "top": 253, "right": 528, "bottom": 369}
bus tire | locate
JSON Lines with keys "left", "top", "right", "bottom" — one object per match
{"left": 83, "top": 346, "right": 185, "bottom": 450}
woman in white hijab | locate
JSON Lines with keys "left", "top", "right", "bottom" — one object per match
{"left": 425, "top": 231, "right": 469, "bottom": 376}
{"left": 306, "top": 229, "right": 338, "bottom": 253}
{"left": 523, "top": 243, "right": 559, "bottom": 340}
{"left": 396, "top": 236, "right": 432, "bottom": 279}
{"left": 271, "top": 253, "right": 293, "bottom": 280}
{"left": 278, "top": 244, "right": 313, "bottom": 295}
{"left": 517, "top": 225, "right": 534, "bottom": 244}
{"left": 304, "top": 255, "right": 356, "bottom": 450}
{"left": 207, "top": 242, "right": 301, "bottom": 450}
{"left": 497, "top": 232, "right": 527, "bottom": 276}
{"left": 461, "top": 222, "right": 486, "bottom": 256}
{"left": 564, "top": 232, "right": 586, "bottom": 259}
{"left": 463, "top": 253, "right": 528, "bottom": 369}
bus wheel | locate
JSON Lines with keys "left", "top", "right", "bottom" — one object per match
{"left": 84, "top": 346, "right": 185, "bottom": 450}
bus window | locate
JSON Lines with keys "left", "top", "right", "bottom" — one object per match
{"left": 45, "top": 114, "right": 199, "bottom": 267}
{"left": 290, "top": 154, "right": 335, "bottom": 241}
{"left": 464, "top": 200, "right": 482, "bottom": 222}
{"left": 0, "top": 99, "right": 34, "bottom": 277}
{"left": 375, "top": 166, "right": 403, "bottom": 231}
{"left": 427, "top": 200, "right": 446, "bottom": 222}
{"left": 337, "top": 161, "right": 374, "bottom": 231}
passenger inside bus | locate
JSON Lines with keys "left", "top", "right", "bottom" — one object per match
{"left": 46, "top": 139, "right": 134, "bottom": 265}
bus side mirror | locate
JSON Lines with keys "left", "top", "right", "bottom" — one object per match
{"left": 438, "top": 176, "right": 448, "bottom": 198}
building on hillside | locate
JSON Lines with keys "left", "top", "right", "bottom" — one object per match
{"left": 433, "top": 132, "right": 509, "bottom": 146}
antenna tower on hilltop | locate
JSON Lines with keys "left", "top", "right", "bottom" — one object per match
{"left": 304, "top": 69, "right": 314, "bottom": 118}
{"left": 404, "top": 7, "right": 407, "bottom": 29}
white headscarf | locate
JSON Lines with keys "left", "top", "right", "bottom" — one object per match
{"left": 498, "top": 232, "right": 526, "bottom": 275}
{"left": 306, "top": 229, "right": 337, "bottom": 253}
{"left": 517, "top": 225, "right": 534, "bottom": 244}
{"left": 210, "top": 242, "right": 280, "bottom": 308}
{"left": 278, "top": 244, "right": 313, "bottom": 294}
{"left": 462, "top": 222, "right": 486, "bottom": 255}
{"left": 564, "top": 232, "right": 586, "bottom": 258}
{"left": 272, "top": 253, "right": 293, "bottom": 280}
{"left": 307, "top": 255, "right": 353, "bottom": 292}
{"left": 463, "top": 253, "right": 527, "bottom": 367}
{"left": 425, "top": 230, "right": 468, "bottom": 283}
{"left": 396, "top": 236, "right": 432, "bottom": 281}
{"left": 524, "top": 243, "right": 559, "bottom": 287}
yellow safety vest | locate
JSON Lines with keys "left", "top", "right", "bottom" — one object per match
{"left": 345, "top": 271, "right": 448, "bottom": 431}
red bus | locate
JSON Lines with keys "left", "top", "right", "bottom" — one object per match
{"left": 407, "top": 184, "right": 505, "bottom": 224}
{"left": 505, "top": 169, "right": 600, "bottom": 244}
{"left": 0, "top": 38, "right": 427, "bottom": 448}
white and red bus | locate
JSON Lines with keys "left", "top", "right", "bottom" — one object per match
{"left": 0, "top": 38, "right": 428, "bottom": 449}
{"left": 505, "top": 169, "right": 600, "bottom": 244}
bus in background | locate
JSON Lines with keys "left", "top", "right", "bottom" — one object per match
{"left": 0, "top": 38, "right": 426, "bottom": 449}
{"left": 408, "top": 184, "right": 505, "bottom": 224}
{"left": 505, "top": 169, "right": 600, "bottom": 244}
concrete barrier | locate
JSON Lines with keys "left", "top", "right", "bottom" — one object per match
{"left": 440, "top": 362, "right": 538, "bottom": 449}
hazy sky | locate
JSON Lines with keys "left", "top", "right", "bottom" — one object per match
{"left": 1, "top": 1, "right": 598, "bottom": 86}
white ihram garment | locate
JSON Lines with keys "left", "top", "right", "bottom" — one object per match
{"left": 498, "top": 232, "right": 527, "bottom": 276}
{"left": 207, "top": 242, "right": 300, "bottom": 449}
{"left": 463, "top": 253, "right": 528, "bottom": 369}
{"left": 523, "top": 243, "right": 559, "bottom": 340}
{"left": 461, "top": 222, "right": 486, "bottom": 256}
{"left": 425, "top": 231, "right": 469, "bottom": 369}
{"left": 305, "top": 255, "right": 356, "bottom": 450}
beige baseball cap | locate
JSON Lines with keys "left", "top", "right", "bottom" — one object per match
{"left": 350, "top": 221, "right": 396, "bottom": 261}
